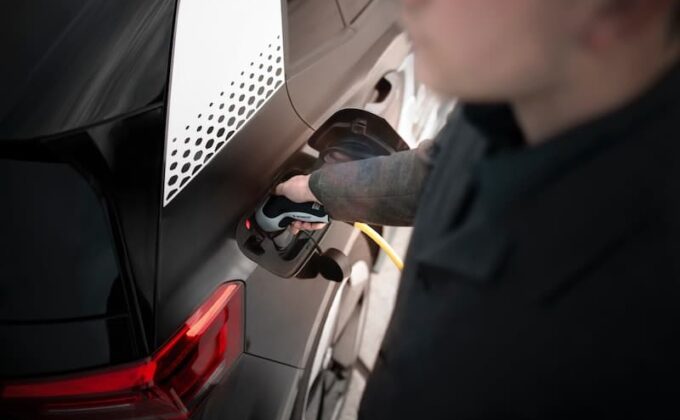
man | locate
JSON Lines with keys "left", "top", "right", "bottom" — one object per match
{"left": 277, "top": 1, "right": 680, "bottom": 418}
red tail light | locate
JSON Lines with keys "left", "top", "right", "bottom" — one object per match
{"left": 0, "top": 282, "right": 244, "bottom": 419}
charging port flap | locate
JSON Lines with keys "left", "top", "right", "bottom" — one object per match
{"left": 308, "top": 108, "right": 409, "bottom": 164}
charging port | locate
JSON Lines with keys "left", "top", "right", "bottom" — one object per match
{"left": 244, "top": 234, "right": 265, "bottom": 256}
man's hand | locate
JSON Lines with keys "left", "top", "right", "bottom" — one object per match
{"left": 274, "top": 174, "right": 326, "bottom": 232}
{"left": 274, "top": 174, "right": 317, "bottom": 203}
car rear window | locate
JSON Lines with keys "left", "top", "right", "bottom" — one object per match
{"left": 0, "top": 158, "right": 124, "bottom": 321}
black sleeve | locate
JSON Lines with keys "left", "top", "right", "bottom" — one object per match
{"left": 308, "top": 139, "right": 437, "bottom": 226}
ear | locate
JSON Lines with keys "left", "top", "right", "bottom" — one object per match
{"left": 582, "top": 0, "right": 674, "bottom": 49}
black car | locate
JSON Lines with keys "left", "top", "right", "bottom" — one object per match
{"left": 0, "top": 1, "right": 450, "bottom": 419}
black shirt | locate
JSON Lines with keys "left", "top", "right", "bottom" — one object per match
{"left": 355, "top": 63, "right": 680, "bottom": 419}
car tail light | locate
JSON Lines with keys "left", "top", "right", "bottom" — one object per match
{"left": 0, "top": 282, "right": 244, "bottom": 419}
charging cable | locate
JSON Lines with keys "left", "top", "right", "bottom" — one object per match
{"left": 295, "top": 223, "right": 403, "bottom": 271}
{"left": 353, "top": 222, "right": 404, "bottom": 271}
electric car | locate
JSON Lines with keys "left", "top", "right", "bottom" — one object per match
{"left": 0, "top": 1, "right": 451, "bottom": 419}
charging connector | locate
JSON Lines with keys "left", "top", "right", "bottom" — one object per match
{"left": 272, "top": 229, "right": 295, "bottom": 250}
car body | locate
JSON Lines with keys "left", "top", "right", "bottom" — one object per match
{"left": 0, "top": 1, "right": 444, "bottom": 419}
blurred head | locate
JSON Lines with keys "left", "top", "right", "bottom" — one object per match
{"left": 402, "top": 0, "right": 680, "bottom": 101}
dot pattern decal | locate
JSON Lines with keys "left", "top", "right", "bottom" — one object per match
{"left": 164, "top": 36, "right": 284, "bottom": 205}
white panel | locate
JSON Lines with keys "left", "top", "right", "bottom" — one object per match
{"left": 163, "top": 0, "right": 285, "bottom": 206}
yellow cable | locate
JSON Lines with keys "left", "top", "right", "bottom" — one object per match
{"left": 353, "top": 222, "right": 404, "bottom": 271}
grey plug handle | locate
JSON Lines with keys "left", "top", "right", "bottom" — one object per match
{"left": 255, "top": 195, "right": 329, "bottom": 233}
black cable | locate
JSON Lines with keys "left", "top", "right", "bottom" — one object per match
{"left": 298, "top": 229, "right": 323, "bottom": 255}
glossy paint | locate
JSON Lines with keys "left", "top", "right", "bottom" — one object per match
{"left": 0, "top": 0, "right": 174, "bottom": 140}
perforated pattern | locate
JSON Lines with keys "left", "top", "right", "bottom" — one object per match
{"left": 164, "top": 36, "right": 284, "bottom": 204}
